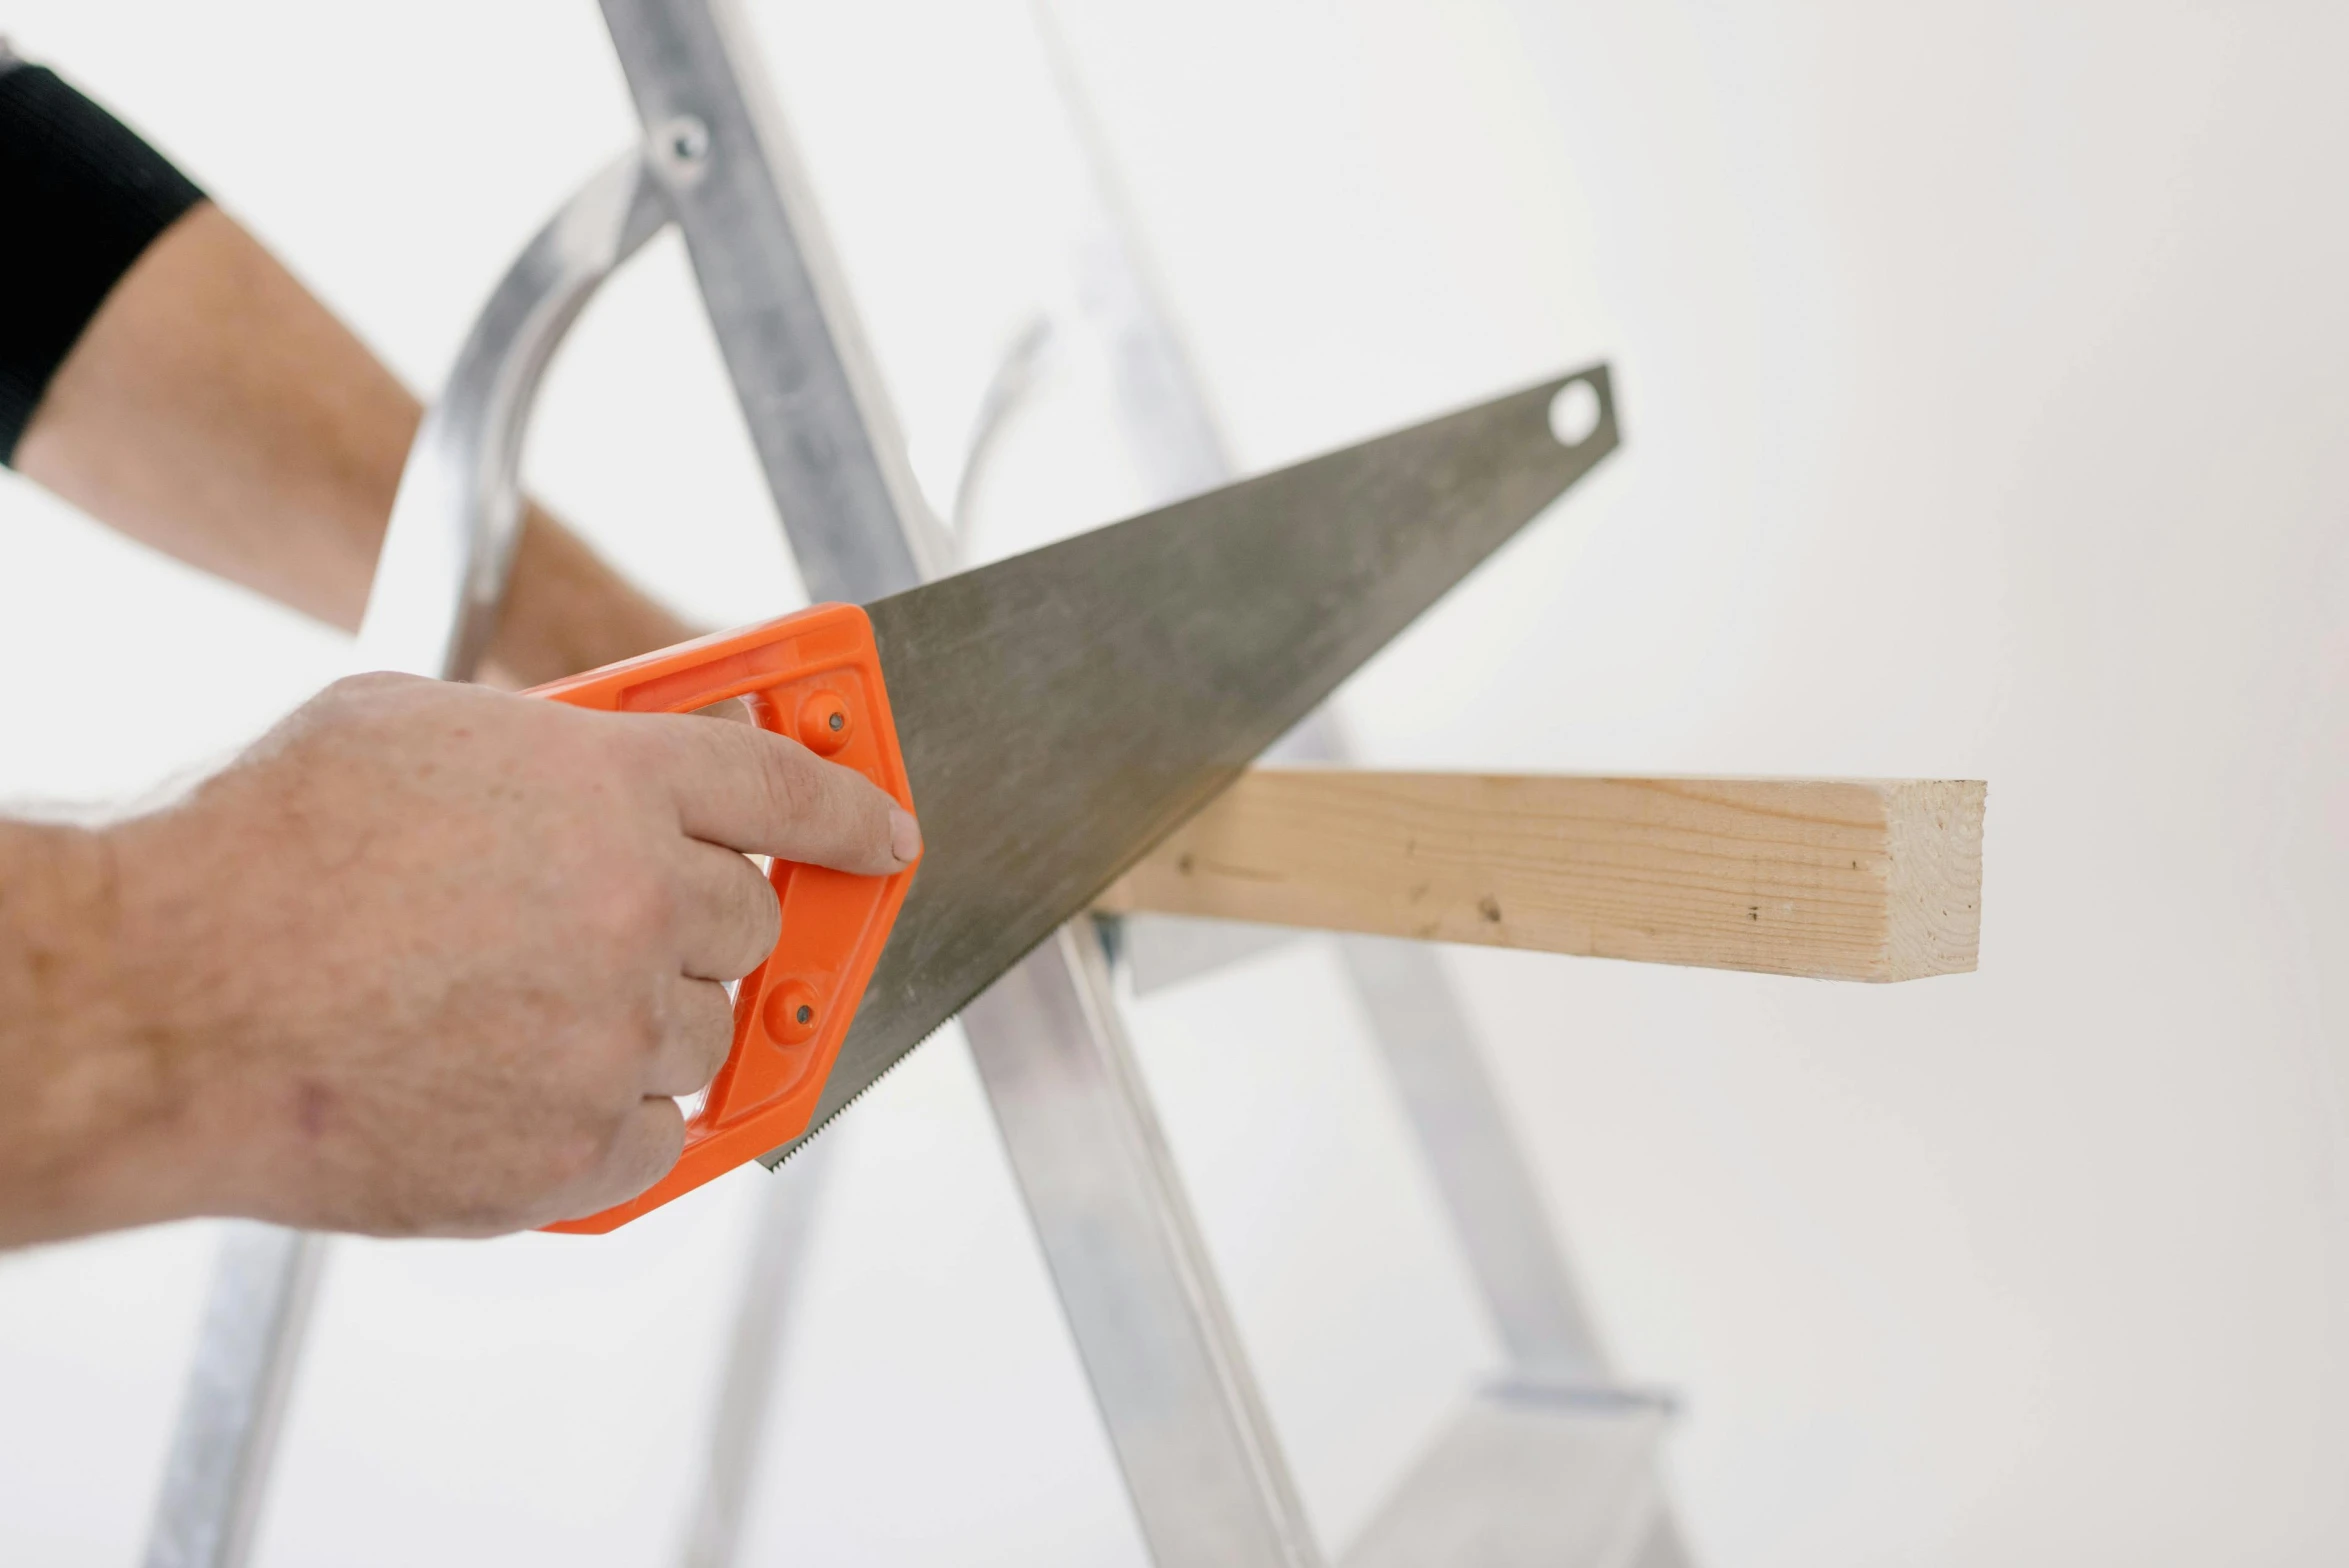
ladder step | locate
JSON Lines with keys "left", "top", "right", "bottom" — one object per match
{"left": 1341, "top": 1383, "right": 1675, "bottom": 1568}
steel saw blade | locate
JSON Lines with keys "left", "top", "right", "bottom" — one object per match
{"left": 764, "top": 366, "right": 1619, "bottom": 1163}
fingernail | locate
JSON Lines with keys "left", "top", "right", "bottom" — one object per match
{"left": 890, "top": 806, "right": 923, "bottom": 864}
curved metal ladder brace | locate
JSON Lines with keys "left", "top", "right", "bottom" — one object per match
{"left": 143, "top": 145, "right": 680, "bottom": 1568}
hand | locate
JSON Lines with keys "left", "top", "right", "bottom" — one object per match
{"left": 97, "top": 674, "right": 920, "bottom": 1236}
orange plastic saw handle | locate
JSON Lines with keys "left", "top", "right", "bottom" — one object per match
{"left": 522, "top": 604, "right": 916, "bottom": 1233}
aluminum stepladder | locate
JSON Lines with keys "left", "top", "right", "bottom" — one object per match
{"left": 144, "top": 4, "right": 1686, "bottom": 1564}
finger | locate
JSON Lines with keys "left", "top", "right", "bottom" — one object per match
{"left": 644, "top": 976, "right": 736, "bottom": 1098}
{"left": 670, "top": 839, "right": 781, "bottom": 980}
{"left": 635, "top": 713, "right": 921, "bottom": 874}
{"left": 576, "top": 1098, "right": 688, "bottom": 1215}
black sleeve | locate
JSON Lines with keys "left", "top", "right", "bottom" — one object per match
{"left": 0, "top": 49, "right": 207, "bottom": 465}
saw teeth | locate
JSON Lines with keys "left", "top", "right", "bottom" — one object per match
{"left": 756, "top": 908, "right": 1102, "bottom": 1168}
{"left": 757, "top": 1016, "right": 949, "bottom": 1169}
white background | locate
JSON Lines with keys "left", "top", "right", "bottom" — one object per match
{"left": 2, "top": 2, "right": 2345, "bottom": 1564}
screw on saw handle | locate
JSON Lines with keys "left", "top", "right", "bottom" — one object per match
{"left": 520, "top": 604, "right": 917, "bottom": 1233}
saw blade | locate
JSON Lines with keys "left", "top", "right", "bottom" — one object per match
{"left": 764, "top": 365, "right": 1618, "bottom": 1164}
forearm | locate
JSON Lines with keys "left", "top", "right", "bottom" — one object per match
{"left": 0, "top": 820, "right": 207, "bottom": 1246}
{"left": 14, "top": 201, "right": 689, "bottom": 685}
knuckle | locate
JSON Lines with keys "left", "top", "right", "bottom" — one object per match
{"left": 756, "top": 737, "right": 821, "bottom": 825}
{"left": 686, "top": 992, "right": 734, "bottom": 1082}
{"left": 591, "top": 869, "right": 674, "bottom": 947}
{"left": 325, "top": 670, "right": 412, "bottom": 702}
{"left": 623, "top": 1103, "right": 687, "bottom": 1193}
{"left": 321, "top": 670, "right": 437, "bottom": 723}
{"left": 628, "top": 1001, "right": 672, "bottom": 1065}
{"left": 610, "top": 711, "right": 679, "bottom": 784}
{"left": 542, "top": 1121, "right": 611, "bottom": 1193}
{"left": 691, "top": 1039, "right": 730, "bottom": 1090}
{"left": 731, "top": 863, "right": 782, "bottom": 957}
{"left": 578, "top": 1015, "right": 656, "bottom": 1102}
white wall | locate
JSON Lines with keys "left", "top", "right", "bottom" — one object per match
{"left": 1, "top": 2, "right": 2343, "bottom": 1565}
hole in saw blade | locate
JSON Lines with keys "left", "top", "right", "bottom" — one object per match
{"left": 1547, "top": 379, "right": 1602, "bottom": 447}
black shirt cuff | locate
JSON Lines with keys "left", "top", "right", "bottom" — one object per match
{"left": 0, "top": 56, "right": 206, "bottom": 465}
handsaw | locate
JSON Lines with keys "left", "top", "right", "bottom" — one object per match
{"left": 528, "top": 366, "right": 1618, "bottom": 1230}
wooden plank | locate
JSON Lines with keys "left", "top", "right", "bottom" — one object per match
{"left": 1096, "top": 771, "right": 1985, "bottom": 981}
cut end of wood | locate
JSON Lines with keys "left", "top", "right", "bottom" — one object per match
{"left": 1879, "top": 779, "right": 1986, "bottom": 981}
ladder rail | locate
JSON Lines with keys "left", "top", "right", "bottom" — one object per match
{"left": 599, "top": 6, "right": 1322, "bottom": 1560}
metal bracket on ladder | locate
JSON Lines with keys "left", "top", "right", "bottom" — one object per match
{"left": 143, "top": 4, "right": 1682, "bottom": 1564}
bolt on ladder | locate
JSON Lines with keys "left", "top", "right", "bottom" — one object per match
{"left": 144, "top": 4, "right": 1684, "bottom": 1564}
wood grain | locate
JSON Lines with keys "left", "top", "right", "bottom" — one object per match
{"left": 1096, "top": 771, "right": 1985, "bottom": 981}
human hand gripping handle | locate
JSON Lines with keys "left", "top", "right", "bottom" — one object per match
{"left": 525, "top": 603, "right": 919, "bottom": 1232}
{"left": 57, "top": 604, "right": 917, "bottom": 1243}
